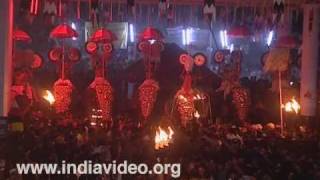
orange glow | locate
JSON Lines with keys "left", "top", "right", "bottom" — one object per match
{"left": 282, "top": 97, "right": 300, "bottom": 114}
{"left": 155, "top": 126, "right": 174, "bottom": 150}
{"left": 194, "top": 111, "right": 200, "bottom": 119}
{"left": 43, "top": 90, "right": 55, "bottom": 105}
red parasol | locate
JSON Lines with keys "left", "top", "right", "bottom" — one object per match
{"left": 139, "top": 27, "right": 164, "bottom": 41}
{"left": 275, "top": 35, "right": 298, "bottom": 48}
{"left": 13, "top": 29, "right": 32, "bottom": 42}
{"left": 227, "top": 26, "right": 251, "bottom": 38}
{"left": 90, "top": 28, "right": 117, "bottom": 43}
{"left": 50, "top": 24, "right": 78, "bottom": 39}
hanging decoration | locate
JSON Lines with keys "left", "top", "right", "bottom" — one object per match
{"left": 53, "top": 79, "right": 73, "bottom": 113}
{"left": 232, "top": 87, "right": 251, "bottom": 122}
{"left": 43, "top": 0, "right": 57, "bottom": 25}
{"left": 86, "top": 28, "right": 117, "bottom": 121}
{"left": 203, "top": 0, "right": 216, "bottom": 23}
{"left": 127, "top": 0, "right": 136, "bottom": 20}
{"left": 159, "top": 0, "right": 167, "bottom": 17}
{"left": 19, "top": 0, "right": 35, "bottom": 24}
{"left": 174, "top": 54, "right": 196, "bottom": 127}
{"left": 29, "top": 0, "right": 39, "bottom": 15}
{"left": 49, "top": 24, "right": 80, "bottom": 113}
{"left": 89, "top": 77, "right": 113, "bottom": 121}
{"left": 138, "top": 79, "right": 160, "bottom": 119}
{"left": 90, "top": 0, "right": 100, "bottom": 28}
{"left": 137, "top": 27, "right": 164, "bottom": 122}
{"left": 273, "top": 0, "right": 285, "bottom": 25}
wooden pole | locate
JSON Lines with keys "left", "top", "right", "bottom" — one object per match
{"left": 279, "top": 71, "right": 284, "bottom": 136}
{"left": 0, "top": 0, "right": 13, "bottom": 116}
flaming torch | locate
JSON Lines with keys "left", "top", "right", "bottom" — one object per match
{"left": 282, "top": 97, "right": 301, "bottom": 114}
{"left": 282, "top": 97, "right": 301, "bottom": 136}
{"left": 154, "top": 126, "right": 174, "bottom": 150}
{"left": 43, "top": 90, "right": 55, "bottom": 106}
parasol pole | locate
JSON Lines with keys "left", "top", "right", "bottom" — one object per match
{"left": 61, "top": 41, "right": 65, "bottom": 80}
{"left": 279, "top": 70, "right": 283, "bottom": 136}
{"left": 102, "top": 55, "right": 105, "bottom": 79}
{"left": 110, "top": 0, "right": 113, "bottom": 22}
{"left": 77, "top": 0, "right": 80, "bottom": 19}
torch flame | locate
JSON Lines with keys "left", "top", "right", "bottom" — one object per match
{"left": 282, "top": 97, "right": 300, "bottom": 114}
{"left": 194, "top": 111, "right": 200, "bottom": 119}
{"left": 155, "top": 126, "right": 174, "bottom": 150}
{"left": 43, "top": 90, "right": 55, "bottom": 105}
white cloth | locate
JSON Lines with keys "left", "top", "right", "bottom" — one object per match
{"left": 203, "top": 4, "right": 216, "bottom": 22}
{"left": 43, "top": 1, "right": 57, "bottom": 15}
{"left": 274, "top": 0, "right": 284, "bottom": 4}
{"left": 203, "top": 4, "right": 216, "bottom": 15}
{"left": 159, "top": 2, "right": 167, "bottom": 13}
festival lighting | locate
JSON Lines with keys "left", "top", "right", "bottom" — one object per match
{"left": 267, "top": 30, "right": 274, "bottom": 46}
{"left": 148, "top": 39, "right": 156, "bottom": 44}
{"left": 230, "top": 44, "right": 234, "bottom": 52}
{"left": 220, "top": 30, "right": 229, "bottom": 49}
{"left": 129, "top": 24, "right": 134, "bottom": 43}
{"left": 220, "top": 30, "right": 225, "bottom": 47}
{"left": 182, "top": 28, "right": 193, "bottom": 46}
{"left": 186, "top": 28, "right": 193, "bottom": 45}
{"left": 224, "top": 30, "right": 228, "bottom": 47}
{"left": 71, "top": 22, "right": 77, "bottom": 40}
{"left": 182, "top": 29, "right": 186, "bottom": 45}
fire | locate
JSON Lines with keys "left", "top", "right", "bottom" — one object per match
{"left": 155, "top": 126, "right": 174, "bottom": 150}
{"left": 282, "top": 97, "right": 300, "bottom": 114}
{"left": 43, "top": 90, "right": 55, "bottom": 105}
{"left": 193, "top": 94, "right": 205, "bottom": 100}
{"left": 194, "top": 111, "right": 200, "bottom": 119}
{"left": 178, "top": 95, "right": 188, "bottom": 102}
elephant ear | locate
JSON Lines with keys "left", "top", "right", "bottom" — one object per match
{"left": 102, "top": 43, "right": 113, "bottom": 53}
{"left": 48, "top": 47, "right": 63, "bottom": 62}
{"left": 179, "top": 53, "right": 194, "bottom": 72}
{"left": 13, "top": 49, "right": 36, "bottom": 69}
{"left": 85, "top": 41, "right": 98, "bottom": 54}
{"left": 193, "top": 53, "right": 207, "bottom": 67}
{"left": 68, "top": 48, "right": 81, "bottom": 62}
{"left": 179, "top": 53, "right": 189, "bottom": 65}
{"left": 137, "top": 40, "right": 149, "bottom": 52}
{"left": 31, "top": 53, "right": 43, "bottom": 69}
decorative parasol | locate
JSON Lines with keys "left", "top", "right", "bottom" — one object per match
{"left": 50, "top": 24, "right": 78, "bottom": 39}
{"left": 13, "top": 29, "right": 32, "bottom": 42}
{"left": 263, "top": 48, "right": 290, "bottom": 73}
{"left": 227, "top": 26, "right": 251, "bottom": 38}
{"left": 263, "top": 48, "right": 290, "bottom": 136}
{"left": 139, "top": 27, "right": 164, "bottom": 41}
{"left": 275, "top": 35, "right": 298, "bottom": 49}
{"left": 90, "top": 28, "right": 117, "bottom": 43}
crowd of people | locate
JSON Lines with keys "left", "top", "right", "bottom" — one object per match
{"left": 1, "top": 112, "right": 320, "bottom": 180}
